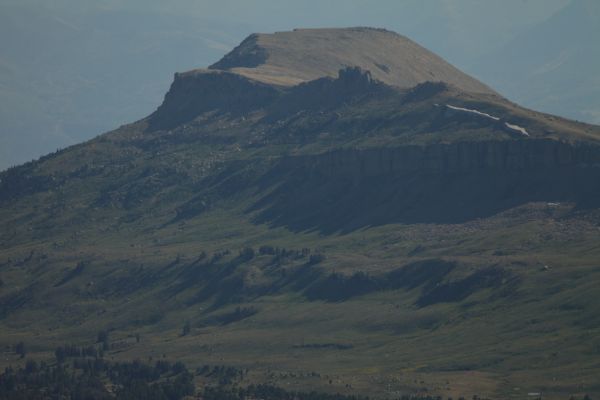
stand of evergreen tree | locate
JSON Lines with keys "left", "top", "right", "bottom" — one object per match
{"left": 0, "top": 357, "right": 194, "bottom": 400}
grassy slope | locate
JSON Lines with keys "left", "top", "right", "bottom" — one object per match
{"left": 2, "top": 179, "right": 600, "bottom": 399}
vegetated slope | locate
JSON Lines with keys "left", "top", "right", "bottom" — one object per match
{"left": 1, "top": 28, "right": 600, "bottom": 400}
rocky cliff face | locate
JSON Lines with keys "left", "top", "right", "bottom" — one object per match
{"left": 148, "top": 69, "right": 281, "bottom": 130}
{"left": 148, "top": 66, "right": 386, "bottom": 131}
{"left": 265, "top": 66, "right": 390, "bottom": 119}
{"left": 249, "top": 139, "right": 600, "bottom": 231}
{"left": 279, "top": 139, "right": 600, "bottom": 177}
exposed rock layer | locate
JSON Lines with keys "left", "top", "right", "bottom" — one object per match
{"left": 249, "top": 139, "right": 600, "bottom": 231}
{"left": 149, "top": 69, "right": 281, "bottom": 130}
{"left": 279, "top": 139, "right": 600, "bottom": 176}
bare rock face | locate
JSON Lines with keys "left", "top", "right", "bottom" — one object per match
{"left": 149, "top": 66, "right": 386, "bottom": 129}
{"left": 266, "top": 67, "right": 388, "bottom": 118}
{"left": 280, "top": 139, "right": 600, "bottom": 176}
{"left": 148, "top": 69, "right": 280, "bottom": 130}
{"left": 253, "top": 139, "right": 600, "bottom": 230}
{"left": 337, "top": 66, "right": 372, "bottom": 87}
{"left": 289, "top": 66, "right": 380, "bottom": 96}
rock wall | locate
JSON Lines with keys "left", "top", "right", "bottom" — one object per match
{"left": 251, "top": 139, "right": 600, "bottom": 231}
{"left": 148, "top": 70, "right": 280, "bottom": 131}
{"left": 279, "top": 139, "right": 600, "bottom": 177}
{"left": 267, "top": 67, "right": 389, "bottom": 118}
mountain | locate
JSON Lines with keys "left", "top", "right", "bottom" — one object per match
{"left": 0, "top": 0, "right": 590, "bottom": 171}
{"left": 473, "top": 0, "right": 600, "bottom": 124}
{"left": 1, "top": 28, "right": 600, "bottom": 399}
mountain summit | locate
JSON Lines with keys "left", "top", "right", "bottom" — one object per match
{"left": 205, "top": 27, "right": 495, "bottom": 93}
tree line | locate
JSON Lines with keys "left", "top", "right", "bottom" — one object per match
{"left": 0, "top": 356, "right": 194, "bottom": 400}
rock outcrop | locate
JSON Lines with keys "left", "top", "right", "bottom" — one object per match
{"left": 148, "top": 69, "right": 281, "bottom": 130}
{"left": 266, "top": 67, "right": 388, "bottom": 118}
{"left": 249, "top": 139, "right": 600, "bottom": 230}
{"left": 279, "top": 139, "right": 600, "bottom": 177}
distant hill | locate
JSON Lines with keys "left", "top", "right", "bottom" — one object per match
{"left": 474, "top": 0, "right": 600, "bottom": 124}
{"left": 0, "top": 3, "right": 244, "bottom": 170}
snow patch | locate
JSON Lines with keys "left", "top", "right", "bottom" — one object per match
{"left": 504, "top": 122, "right": 529, "bottom": 136}
{"left": 445, "top": 103, "right": 530, "bottom": 137}
{"left": 445, "top": 104, "right": 500, "bottom": 121}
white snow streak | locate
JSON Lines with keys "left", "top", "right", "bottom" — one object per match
{"left": 504, "top": 122, "right": 529, "bottom": 136}
{"left": 445, "top": 104, "right": 530, "bottom": 137}
{"left": 445, "top": 104, "right": 500, "bottom": 121}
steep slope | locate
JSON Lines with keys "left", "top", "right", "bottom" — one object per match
{"left": 1, "top": 28, "right": 600, "bottom": 400}
{"left": 208, "top": 27, "right": 495, "bottom": 93}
